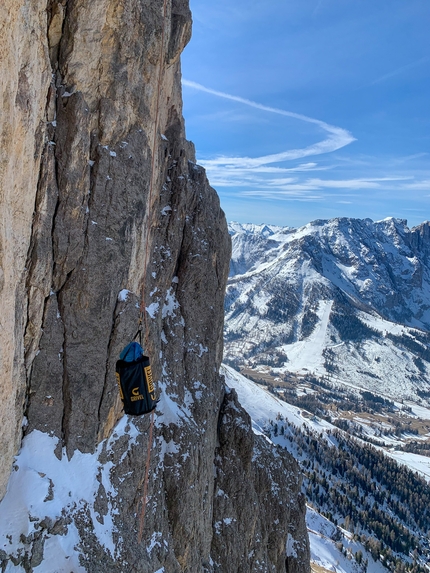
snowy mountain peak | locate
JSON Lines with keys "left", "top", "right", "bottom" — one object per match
{"left": 225, "top": 217, "right": 430, "bottom": 404}
{"left": 228, "top": 221, "right": 287, "bottom": 237}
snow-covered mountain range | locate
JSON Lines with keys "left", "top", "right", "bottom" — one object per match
{"left": 225, "top": 218, "right": 430, "bottom": 404}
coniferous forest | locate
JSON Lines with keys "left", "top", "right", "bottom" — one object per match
{"left": 266, "top": 418, "right": 430, "bottom": 573}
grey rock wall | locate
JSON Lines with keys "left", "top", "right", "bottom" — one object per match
{"left": 211, "top": 389, "right": 310, "bottom": 573}
{"left": 0, "top": 1, "right": 310, "bottom": 571}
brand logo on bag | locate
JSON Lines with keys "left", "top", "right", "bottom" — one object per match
{"left": 131, "top": 387, "right": 144, "bottom": 401}
{"left": 144, "top": 366, "right": 154, "bottom": 393}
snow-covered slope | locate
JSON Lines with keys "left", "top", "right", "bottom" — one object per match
{"left": 223, "top": 365, "right": 430, "bottom": 573}
{"left": 306, "top": 507, "right": 388, "bottom": 573}
{"left": 0, "top": 417, "right": 139, "bottom": 571}
{"left": 225, "top": 218, "right": 430, "bottom": 404}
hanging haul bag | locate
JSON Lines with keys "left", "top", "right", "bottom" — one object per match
{"left": 116, "top": 342, "right": 157, "bottom": 416}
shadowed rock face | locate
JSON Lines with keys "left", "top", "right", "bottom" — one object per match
{"left": 0, "top": 1, "right": 310, "bottom": 571}
{"left": 212, "top": 389, "right": 310, "bottom": 573}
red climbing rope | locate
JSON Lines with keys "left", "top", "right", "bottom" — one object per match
{"left": 136, "top": 0, "right": 168, "bottom": 543}
{"left": 137, "top": 408, "right": 155, "bottom": 543}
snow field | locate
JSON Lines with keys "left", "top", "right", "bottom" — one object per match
{"left": 0, "top": 416, "right": 140, "bottom": 571}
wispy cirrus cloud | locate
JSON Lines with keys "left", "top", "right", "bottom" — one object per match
{"left": 207, "top": 163, "right": 334, "bottom": 188}
{"left": 369, "top": 56, "right": 429, "bottom": 86}
{"left": 241, "top": 176, "right": 417, "bottom": 201}
{"left": 182, "top": 80, "right": 430, "bottom": 210}
{"left": 183, "top": 79, "right": 359, "bottom": 200}
{"left": 182, "top": 80, "right": 356, "bottom": 170}
{"left": 402, "top": 179, "right": 430, "bottom": 191}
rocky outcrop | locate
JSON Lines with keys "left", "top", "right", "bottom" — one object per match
{"left": 212, "top": 389, "right": 310, "bottom": 573}
{"left": 0, "top": 1, "right": 310, "bottom": 571}
{"left": 409, "top": 221, "right": 430, "bottom": 266}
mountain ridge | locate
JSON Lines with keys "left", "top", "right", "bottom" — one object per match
{"left": 225, "top": 217, "right": 430, "bottom": 405}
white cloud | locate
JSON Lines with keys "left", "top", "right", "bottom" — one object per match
{"left": 214, "top": 162, "right": 327, "bottom": 174}
{"left": 305, "top": 176, "right": 412, "bottom": 189}
{"left": 394, "top": 152, "right": 429, "bottom": 163}
{"left": 182, "top": 80, "right": 359, "bottom": 196}
{"left": 242, "top": 189, "right": 325, "bottom": 201}
{"left": 239, "top": 176, "right": 422, "bottom": 202}
{"left": 183, "top": 79, "right": 356, "bottom": 169}
{"left": 204, "top": 163, "right": 333, "bottom": 188}
{"left": 182, "top": 80, "right": 429, "bottom": 214}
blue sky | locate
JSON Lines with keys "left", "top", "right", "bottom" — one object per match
{"left": 181, "top": 0, "right": 430, "bottom": 228}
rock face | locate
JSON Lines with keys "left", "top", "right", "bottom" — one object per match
{"left": 212, "top": 390, "right": 309, "bottom": 573}
{"left": 0, "top": 0, "right": 52, "bottom": 502}
{"left": 0, "top": 1, "right": 310, "bottom": 572}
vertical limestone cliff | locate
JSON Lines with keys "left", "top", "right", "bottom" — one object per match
{"left": 0, "top": 0, "right": 52, "bottom": 501}
{"left": 0, "top": 1, "right": 310, "bottom": 571}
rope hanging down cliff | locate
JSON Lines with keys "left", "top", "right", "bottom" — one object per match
{"left": 116, "top": 0, "right": 167, "bottom": 414}
{"left": 137, "top": 0, "right": 168, "bottom": 346}
{"left": 136, "top": 0, "right": 169, "bottom": 543}
{"left": 114, "top": 0, "right": 168, "bottom": 545}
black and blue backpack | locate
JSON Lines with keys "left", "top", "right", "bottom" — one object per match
{"left": 115, "top": 342, "right": 158, "bottom": 416}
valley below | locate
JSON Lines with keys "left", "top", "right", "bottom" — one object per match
{"left": 224, "top": 218, "right": 430, "bottom": 573}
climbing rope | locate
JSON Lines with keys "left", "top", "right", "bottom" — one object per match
{"left": 135, "top": 0, "right": 168, "bottom": 543}
{"left": 137, "top": 408, "right": 155, "bottom": 543}
{"left": 138, "top": 0, "right": 169, "bottom": 345}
